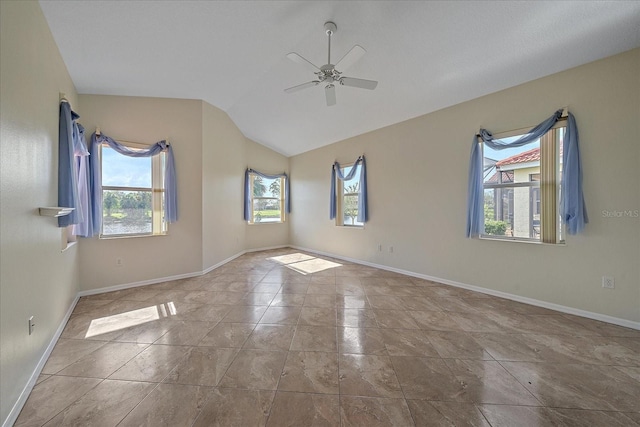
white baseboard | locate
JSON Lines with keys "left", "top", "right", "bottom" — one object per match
{"left": 244, "top": 245, "right": 289, "bottom": 253}
{"left": 202, "top": 251, "right": 247, "bottom": 275}
{"left": 291, "top": 245, "right": 640, "bottom": 331}
{"left": 5, "top": 247, "right": 280, "bottom": 426}
{"left": 7, "top": 243, "right": 637, "bottom": 427}
{"left": 77, "top": 270, "right": 205, "bottom": 297}
{"left": 79, "top": 246, "right": 290, "bottom": 297}
{"left": 3, "top": 294, "right": 80, "bottom": 427}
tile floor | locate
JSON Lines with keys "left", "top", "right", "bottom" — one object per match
{"left": 15, "top": 249, "right": 640, "bottom": 426}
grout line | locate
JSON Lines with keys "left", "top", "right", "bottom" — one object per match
{"left": 20, "top": 248, "right": 640, "bottom": 426}
{"left": 494, "top": 359, "right": 546, "bottom": 407}
{"left": 385, "top": 355, "right": 417, "bottom": 426}
{"left": 41, "top": 377, "right": 106, "bottom": 427}
{"left": 475, "top": 404, "right": 495, "bottom": 427}
{"left": 115, "top": 380, "right": 162, "bottom": 426}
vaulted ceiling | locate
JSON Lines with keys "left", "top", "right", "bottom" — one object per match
{"left": 40, "top": 1, "right": 640, "bottom": 156}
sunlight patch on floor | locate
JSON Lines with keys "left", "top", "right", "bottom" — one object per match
{"left": 267, "top": 253, "right": 315, "bottom": 264}
{"left": 85, "top": 302, "right": 176, "bottom": 338}
{"left": 268, "top": 253, "right": 342, "bottom": 275}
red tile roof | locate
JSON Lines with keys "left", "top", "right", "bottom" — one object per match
{"left": 496, "top": 146, "right": 540, "bottom": 167}
{"left": 495, "top": 144, "right": 563, "bottom": 168}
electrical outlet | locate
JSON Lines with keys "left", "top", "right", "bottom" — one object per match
{"left": 28, "top": 316, "right": 35, "bottom": 335}
{"left": 116, "top": 258, "right": 123, "bottom": 267}
{"left": 377, "top": 244, "right": 382, "bottom": 252}
{"left": 389, "top": 246, "right": 394, "bottom": 253}
{"left": 602, "top": 276, "right": 615, "bottom": 289}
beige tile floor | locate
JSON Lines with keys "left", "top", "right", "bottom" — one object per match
{"left": 16, "top": 249, "right": 640, "bottom": 426}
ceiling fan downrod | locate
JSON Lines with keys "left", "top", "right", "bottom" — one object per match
{"left": 325, "top": 21, "right": 337, "bottom": 65}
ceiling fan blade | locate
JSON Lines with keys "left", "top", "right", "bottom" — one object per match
{"left": 340, "top": 77, "right": 378, "bottom": 90}
{"left": 286, "top": 52, "right": 320, "bottom": 73}
{"left": 325, "top": 84, "right": 336, "bottom": 106}
{"left": 284, "top": 81, "right": 320, "bottom": 93}
{"left": 335, "top": 45, "right": 366, "bottom": 71}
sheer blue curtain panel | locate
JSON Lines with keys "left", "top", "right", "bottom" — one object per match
{"left": 329, "top": 155, "right": 368, "bottom": 223}
{"left": 58, "top": 101, "right": 83, "bottom": 228}
{"left": 87, "top": 132, "right": 178, "bottom": 237}
{"left": 466, "top": 109, "right": 587, "bottom": 237}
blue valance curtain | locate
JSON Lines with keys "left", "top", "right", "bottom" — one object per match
{"left": 330, "top": 155, "right": 368, "bottom": 223}
{"left": 87, "top": 132, "right": 178, "bottom": 236}
{"left": 243, "top": 169, "right": 290, "bottom": 221}
{"left": 58, "top": 101, "right": 89, "bottom": 230}
{"left": 72, "top": 122, "right": 91, "bottom": 236}
{"left": 466, "top": 109, "right": 587, "bottom": 237}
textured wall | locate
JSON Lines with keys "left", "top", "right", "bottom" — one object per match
{"left": 77, "top": 95, "right": 205, "bottom": 290}
{"left": 202, "top": 101, "right": 246, "bottom": 269}
{"left": 290, "top": 49, "right": 640, "bottom": 323}
{"left": 0, "top": 1, "right": 80, "bottom": 422}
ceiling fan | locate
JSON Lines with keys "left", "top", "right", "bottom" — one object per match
{"left": 284, "top": 21, "right": 378, "bottom": 106}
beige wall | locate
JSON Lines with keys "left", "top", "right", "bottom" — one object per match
{"left": 245, "top": 139, "right": 290, "bottom": 250}
{"left": 77, "top": 95, "right": 205, "bottom": 290}
{"left": 290, "top": 49, "right": 640, "bottom": 323}
{"left": 0, "top": 1, "right": 80, "bottom": 422}
{"left": 76, "top": 97, "right": 289, "bottom": 291}
{"left": 202, "top": 101, "right": 246, "bottom": 268}
{"left": 1, "top": 4, "right": 637, "bottom": 422}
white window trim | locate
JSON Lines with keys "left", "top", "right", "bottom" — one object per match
{"left": 247, "top": 173, "right": 286, "bottom": 225}
{"left": 336, "top": 163, "right": 364, "bottom": 228}
{"left": 480, "top": 121, "right": 565, "bottom": 244}
{"left": 99, "top": 140, "right": 167, "bottom": 238}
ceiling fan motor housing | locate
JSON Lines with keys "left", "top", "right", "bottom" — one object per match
{"left": 324, "top": 21, "right": 337, "bottom": 35}
{"left": 319, "top": 64, "right": 340, "bottom": 85}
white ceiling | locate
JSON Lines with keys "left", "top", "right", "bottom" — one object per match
{"left": 40, "top": 1, "right": 640, "bottom": 157}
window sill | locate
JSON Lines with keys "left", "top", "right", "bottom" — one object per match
{"left": 479, "top": 235, "right": 565, "bottom": 246}
{"left": 248, "top": 222, "right": 285, "bottom": 226}
{"left": 99, "top": 233, "right": 168, "bottom": 240}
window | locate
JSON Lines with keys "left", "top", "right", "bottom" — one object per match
{"left": 337, "top": 164, "right": 363, "bottom": 227}
{"left": 248, "top": 173, "right": 285, "bottom": 224}
{"left": 100, "top": 142, "right": 167, "bottom": 237}
{"left": 482, "top": 122, "right": 564, "bottom": 243}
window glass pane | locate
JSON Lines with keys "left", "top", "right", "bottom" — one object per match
{"left": 512, "top": 186, "right": 538, "bottom": 239}
{"left": 252, "top": 198, "right": 281, "bottom": 223}
{"left": 343, "top": 194, "right": 363, "bottom": 226}
{"left": 483, "top": 186, "right": 540, "bottom": 239}
{"left": 341, "top": 165, "right": 362, "bottom": 226}
{"left": 483, "top": 188, "right": 508, "bottom": 236}
{"left": 102, "top": 146, "right": 152, "bottom": 188}
{"left": 483, "top": 138, "right": 540, "bottom": 184}
{"left": 483, "top": 136, "right": 541, "bottom": 240}
{"left": 250, "top": 174, "right": 283, "bottom": 224}
{"left": 253, "top": 176, "right": 281, "bottom": 198}
{"left": 102, "top": 190, "right": 152, "bottom": 235}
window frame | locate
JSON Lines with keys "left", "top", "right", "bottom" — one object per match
{"left": 480, "top": 121, "right": 565, "bottom": 244}
{"left": 336, "top": 163, "right": 364, "bottom": 228}
{"left": 99, "top": 140, "right": 167, "bottom": 238}
{"left": 247, "top": 173, "right": 286, "bottom": 225}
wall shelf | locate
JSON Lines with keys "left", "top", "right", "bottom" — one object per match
{"left": 39, "top": 207, "right": 74, "bottom": 217}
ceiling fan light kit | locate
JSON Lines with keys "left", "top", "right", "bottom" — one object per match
{"left": 285, "top": 21, "right": 378, "bottom": 106}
